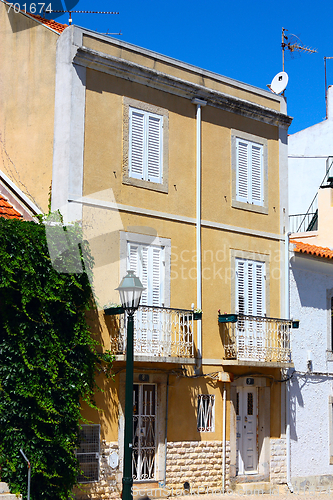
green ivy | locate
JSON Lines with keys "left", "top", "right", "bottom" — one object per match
{"left": 0, "top": 217, "right": 113, "bottom": 500}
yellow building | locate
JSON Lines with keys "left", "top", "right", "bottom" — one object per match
{"left": 0, "top": 2, "right": 294, "bottom": 497}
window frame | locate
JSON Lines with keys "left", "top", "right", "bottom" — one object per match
{"left": 230, "top": 249, "right": 270, "bottom": 317}
{"left": 120, "top": 231, "right": 171, "bottom": 309}
{"left": 76, "top": 424, "right": 100, "bottom": 483}
{"left": 235, "top": 257, "right": 266, "bottom": 317}
{"left": 231, "top": 130, "right": 268, "bottom": 214}
{"left": 123, "top": 97, "right": 169, "bottom": 193}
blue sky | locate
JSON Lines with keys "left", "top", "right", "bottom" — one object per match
{"left": 42, "top": 0, "right": 333, "bottom": 134}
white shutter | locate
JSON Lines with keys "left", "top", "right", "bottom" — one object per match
{"left": 128, "top": 243, "right": 139, "bottom": 275}
{"left": 140, "top": 246, "right": 149, "bottom": 306}
{"left": 129, "top": 108, "right": 163, "bottom": 184}
{"left": 236, "top": 138, "right": 264, "bottom": 206}
{"left": 251, "top": 144, "right": 263, "bottom": 205}
{"left": 236, "top": 259, "right": 246, "bottom": 315}
{"left": 147, "top": 114, "right": 162, "bottom": 183}
{"left": 152, "top": 247, "right": 161, "bottom": 307}
{"left": 255, "top": 262, "right": 265, "bottom": 316}
{"left": 129, "top": 109, "right": 144, "bottom": 179}
{"left": 236, "top": 259, "right": 265, "bottom": 317}
{"left": 236, "top": 140, "right": 249, "bottom": 202}
{"left": 247, "top": 262, "right": 254, "bottom": 316}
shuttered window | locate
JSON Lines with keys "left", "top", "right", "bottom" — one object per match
{"left": 129, "top": 108, "right": 163, "bottom": 184}
{"left": 127, "top": 242, "right": 164, "bottom": 307}
{"left": 235, "top": 258, "right": 265, "bottom": 317}
{"left": 236, "top": 138, "right": 264, "bottom": 206}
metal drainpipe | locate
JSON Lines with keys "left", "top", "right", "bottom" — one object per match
{"left": 192, "top": 98, "right": 206, "bottom": 371}
{"left": 163, "top": 374, "right": 169, "bottom": 487}
{"left": 285, "top": 231, "right": 293, "bottom": 492}
{"left": 222, "top": 383, "right": 226, "bottom": 493}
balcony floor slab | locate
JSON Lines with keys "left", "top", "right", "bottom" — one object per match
{"left": 114, "top": 355, "right": 196, "bottom": 364}
{"left": 220, "top": 360, "right": 294, "bottom": 368}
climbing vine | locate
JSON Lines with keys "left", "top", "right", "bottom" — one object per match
{"left": 0, "top": 217, "right": 113, "bottom": 500}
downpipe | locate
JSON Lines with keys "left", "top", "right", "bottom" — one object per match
{"left": 192, "top": 98, "right": 206, "bottom": 372}
{"left": 285, "top": 231, "right": 293, "bottom": 493}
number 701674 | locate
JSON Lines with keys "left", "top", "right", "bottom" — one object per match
{"left": 7, "top": 3, "right": 52, "bottom": 14}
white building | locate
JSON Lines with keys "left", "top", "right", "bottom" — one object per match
{"left": 288, "top": 86, "right": 333, "bottom": 233}
{"left": 289, "top": 187, "right": 333, "bottom": 492}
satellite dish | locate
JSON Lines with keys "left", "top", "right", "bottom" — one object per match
{"left": 269, "top": 71, "right": 289, "bottom": 94}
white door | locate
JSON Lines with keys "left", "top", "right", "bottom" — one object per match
{"left": 236, "top": 387, "right": 258, "bottom": 475}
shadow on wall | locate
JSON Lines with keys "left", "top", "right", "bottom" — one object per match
{"left": 291, "top": 266, "right": 327, "bottom": 310}
{"left": 289, "top": 372, "right": 330, "bottom": 442}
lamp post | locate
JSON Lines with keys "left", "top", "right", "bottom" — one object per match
{"left": 116, "top": 270, "right": 145, "bottom": 500}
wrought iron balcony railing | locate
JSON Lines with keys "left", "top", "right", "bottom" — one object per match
{"left": 219, "top": 314, "right": 292, "bottom": 363}
{"left": 109, "top": 305, "right": 195, "bottom": 358}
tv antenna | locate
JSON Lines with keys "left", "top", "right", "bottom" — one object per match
{"left": 45, "top": 9, "right": 119, "bottom": 26}
{"left": 281, "top": 28, "right": 317, "bottom": 72}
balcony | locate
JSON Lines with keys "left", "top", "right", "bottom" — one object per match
{"left": 219, "top": 314, "right": 292, "bottom": 367}
{"left": 107, "top": 306, "right": 196, "bottom": 363}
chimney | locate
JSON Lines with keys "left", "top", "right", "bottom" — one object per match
{"left": 328, "top": 85, "right": 333, "bottom": 120}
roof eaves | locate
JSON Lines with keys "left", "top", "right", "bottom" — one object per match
{"left": 291, "top": 240, "right": 333, "bottom": 260}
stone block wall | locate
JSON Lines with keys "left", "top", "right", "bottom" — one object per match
{"left": 270, "top": 438, "right": 287, "bottom": 484}
{"left": 74, "top": 442, "right": 120, "bottom": 500}
{"left": 165, "top": 440, "right": 230, "bottom": 493}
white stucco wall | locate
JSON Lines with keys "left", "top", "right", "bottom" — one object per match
{"left": 290, "top": 253, "right": 333, "bottom": 479}
{"left": 288, "top": 86, "right": 333, "bottom": 217}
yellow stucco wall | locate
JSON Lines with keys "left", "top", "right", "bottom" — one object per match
{"left": 81, "top": 62, "right": 285, "bottom": 445}
{"left": 0, "top": 3, "right": 57, "bottom": 212}
{"left": 83, "top": 69, "right": 281, "bottom": 235}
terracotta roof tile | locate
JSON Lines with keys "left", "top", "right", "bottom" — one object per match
{"left": 291, "top": 240, "right": 333, "bottom": 260}
{"left": 0, "top": 195, "right": 23, "bottom": 220}
{"left": 26, "top": 13, "right": 68, "bottom": 33}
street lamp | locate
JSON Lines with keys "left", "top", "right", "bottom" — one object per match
{"left": 116, "top": 270, "right": 145, "bottom": 500}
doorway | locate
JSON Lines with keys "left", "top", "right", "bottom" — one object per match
{"left": 132, "top": 383, "right": 157, "bottom": 481}
{"left": 236, "top": 387, "right": 258, "bottom": 475}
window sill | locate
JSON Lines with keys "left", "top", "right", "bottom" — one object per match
{"left": 232, "top": 199, "right": 268, "bottom": 215}
{"left": 122, "top": 175, "right": 168, "bottom": 194}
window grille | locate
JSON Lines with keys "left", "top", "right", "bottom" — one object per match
{"left": 77, "top": 424, "right": 100, "bottom": 483}
{"left": 197, "top": 395, "right": 215, "bottom": 432}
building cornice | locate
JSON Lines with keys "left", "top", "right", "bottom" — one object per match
{"left": 74, "top": 46, "right": 292, "bottom": 128}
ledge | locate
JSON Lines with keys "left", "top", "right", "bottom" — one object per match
{"left": 220, "top": 360, "right": 294, "bottom": 368}
{"left": 114, "top": 355, "right": 196, "bottom": 364}
{"left": 74, "top": 47, "right": 292, "bottom": 128}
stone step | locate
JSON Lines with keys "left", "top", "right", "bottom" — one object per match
{"left": 0, "top": 484, "right": 9, "bottom": 494}
{"left": 232, "top": 482, "right": 289, "bottom": 495}
{"left": 0, "top": 482, "right": 22, "bottom": 499}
